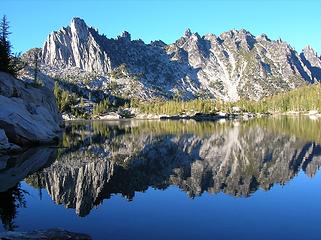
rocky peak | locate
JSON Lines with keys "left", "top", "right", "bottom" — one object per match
{"left": 256, "top": 34, "right": 271, "bottom": 42}
{"left": 70, "top": 17, "right": 89, "bottom": 40}
{"left": 150, "top": 40, "right": 166, "bottom": 47}
{"left": 42, "top": 17, "right": 111, "bottom": 73}
{"left": 220, "top": 29, "right": 256, "bottom": 50}
{"left": 300, "top": 45, "right": 321, "bottom": 81}
{"left": 303, "top": 45, "right": 314, "bottom": 51}
{"left": 302, "top": 45, "right": 319, "bottom": 59}
{"left": 221, "top": 29, "right": 253, "bottom": 39}
{"left": 184, "top": 28, "right": 192, "bottom": 38}
{"left": 118, "top": 31, "right": 131, "bottom": 42}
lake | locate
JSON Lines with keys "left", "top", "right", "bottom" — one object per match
{"left": 1, "top": 116, "right": 321, "bottom": 240}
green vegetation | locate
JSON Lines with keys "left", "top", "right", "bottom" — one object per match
{"left": 53, "top": 82, "right": 77, "bottom": 112}
{"left": 92, "top": 98, "right": 110, "bottom": 116}
{"left": 54, "top": 77, "right": 108, "bottom": 103}
{"left": 136, "top": 83, "right": 321, "bottom": 115}
{"left": 257, "top": 84, "right": 321, "bottom": 112}
{"left": 244, "top": 117, "right": 321, "bottom": 145}
{"left": 0, "top": 15, "right": 24, "bottom": 77}
{"left": 109, "top": 64, "right": 129, "bottom": 79}
{"left": 137, "top": 99, "right": 218, "bottom": 115}
{"left": 53, "top": 82, "right": 92, "bottom": 119}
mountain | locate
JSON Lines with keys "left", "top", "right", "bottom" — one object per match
{"left": 21, "top": 17, "right": 321, "bottom": 102}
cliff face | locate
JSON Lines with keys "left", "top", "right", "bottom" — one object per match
{"left": 42, "top": 18, "right": 111, "bottom": 73}
{"left": 26, "top": 119, "right": 321, "bottom": 216}
{"left": 22, "top": 18, "right": 321, "bottom": 102}
{"left": 300, "top": 46, "right": 321, "bottom": 82}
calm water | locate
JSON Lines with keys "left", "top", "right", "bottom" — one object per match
{"left": 1, "top": 117, "right": 321, "bottom": 240}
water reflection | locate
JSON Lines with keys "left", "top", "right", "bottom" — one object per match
{"left": 0, "top": 147, "right": 57, "bottom": 192}
{"left": 16, "top": 117, "right": 321, "bottom": 217}
{"left": 0, "top": 184, "right": 27, "bottom": 231}
{"left": 0, "top": 147, "right": 57, "bottom": 230}
{"left": 0, "top": 184, "right": 28, "bottom": 231}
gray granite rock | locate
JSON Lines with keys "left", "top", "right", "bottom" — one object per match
{"left": 0, "top": 129, "right": 21, "bottom": 154}
{"left": 23, "top": 17, "right": 321, "bottom": 102}
{"left": 0, "top": 72, "right": 63, "bottom": 147}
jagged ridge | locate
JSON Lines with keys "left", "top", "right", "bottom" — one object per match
{"left": 23, "top": 18, "right": 321, "bottom": 101}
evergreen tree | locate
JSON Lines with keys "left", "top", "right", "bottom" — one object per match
{"left": 0, "top": 15, "right": 11, "bottom": 74}
{"left": 33, "top": 51, "right": 39, "bottom": 83}
{"left": 0, "top": 15, "right": 24, "bottom": 77}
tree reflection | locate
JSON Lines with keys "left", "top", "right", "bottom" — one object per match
{"left": 0, "top": 184, "right": 27, "bottom": 231}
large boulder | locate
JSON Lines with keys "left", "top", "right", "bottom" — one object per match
{"left": 0, "top": 72, "right": 63, "bottom": 147}
{"left": 0, "top": 129, "right": 21, "bottom": 154}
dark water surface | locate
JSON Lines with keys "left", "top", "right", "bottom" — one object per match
{"left": 1, "top": 117, "right": 321, "bottom": 240}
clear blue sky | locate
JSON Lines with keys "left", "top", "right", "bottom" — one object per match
{"left": 1, "top": 0, "right": 320, "bottom": 54}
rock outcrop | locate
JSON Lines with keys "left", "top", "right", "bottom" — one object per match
{"left": 0, "top": 72, "right": 63, "bottom": 150}
{"left": 0, "top": 129, "right": 20, "bottom": 154}
{"left": 42, "top": 18, "right": 111, "bottom": 73}
{"left": 300, "top": 45, "right": 321, "bottom": 81}
{"left": 22, "top": 17, "right": 321, "bottom": 102}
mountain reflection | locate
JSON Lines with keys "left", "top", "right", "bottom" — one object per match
{"left": 24, "top": 117, "right": 321, "bottom": 217}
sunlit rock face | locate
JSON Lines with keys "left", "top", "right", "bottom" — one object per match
{"left": 23, "top": 18, "right": 320, "bottom": 101}
{"left": 42, "top": 18, "right": 112, "bottom": 73}
{"left": 0, "top": 72, "right": 63, "bottom": 147}
{"left": 300, "top": 46, "right": 321, "bottom": 82}
{"left": 26, "top": 119, "right": 321, "bottom": 216}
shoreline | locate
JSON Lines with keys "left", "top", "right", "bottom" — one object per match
{"left": 62, "top": 110, "right": 321, "bottom": 122}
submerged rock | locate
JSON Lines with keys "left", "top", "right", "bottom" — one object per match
{"left": 0, "top": 72, "right": 63, "bottom": 149}
{"left": 0, "top": 228, "right": 91, "bottom": 240}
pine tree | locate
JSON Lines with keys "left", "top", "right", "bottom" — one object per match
{"left": 0, "top": 15, "right": 24, "bottom": 77}
{"left": 0, "top": 15, "right": 11, "bottom": 74}
{"left": 33, "top": 51, "right": 39, "bottom": 83}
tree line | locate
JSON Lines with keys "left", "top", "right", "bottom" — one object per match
{"left": 136, "top": 83, "right": 321, "bottom": 115}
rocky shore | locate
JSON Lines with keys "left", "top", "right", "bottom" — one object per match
{"left": 0, "top": 72, "right": 63, "bottom": 154}
{"left": 65, "top": 109, "right": 268, "bottom": 121}
{"left": 62, "top": 106, "right": 321, "bottom": 122}
{"left": 0, "top": 228, "right": 91, "bottom": 240}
